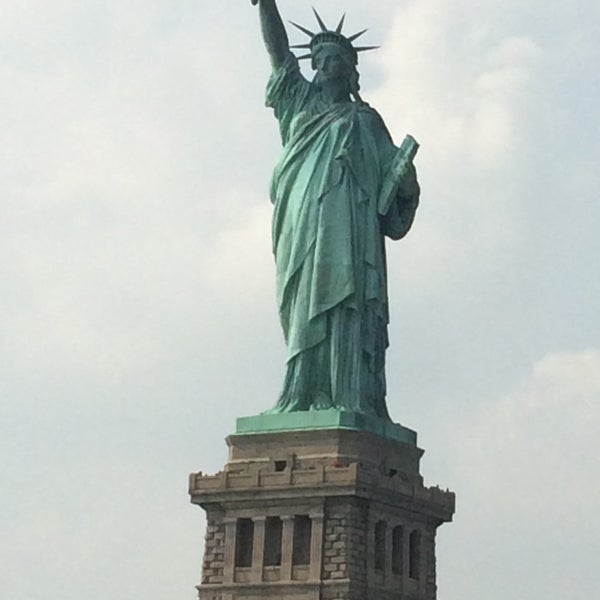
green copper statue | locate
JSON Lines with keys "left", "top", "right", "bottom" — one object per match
{"left": 252, "top": 1, "right": 420, "bottom": 420}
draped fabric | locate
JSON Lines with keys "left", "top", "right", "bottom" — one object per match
{"left": 266, "top": 54, "right": 419, "bottom": 417}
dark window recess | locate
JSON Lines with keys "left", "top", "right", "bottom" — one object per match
{"left": 234, "top": 518, "right": 254, "bottom": 568}
{"left": 292, "top": 515, "right": 312, "bottom": 565}
{"left": 392, "top": 525, "right": 404, "bottom": 575}
{"left": 274, "top": 460, "right": 287, "bottom": 472}
{"left": 374, "top": 520, "right": 387, "bottom": 571}
{"left": 409, "top": 530, "right": 421, "bottom": 580}
{"left": 263, "top": 517, "right": 283, "bottom": 566}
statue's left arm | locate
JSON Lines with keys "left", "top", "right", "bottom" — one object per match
{"left": 379, "top": 143, "right": 421, "bottom": 241}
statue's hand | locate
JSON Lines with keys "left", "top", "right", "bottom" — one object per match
{"left": 398, "top": 163, "right": 419, "bottom": 198}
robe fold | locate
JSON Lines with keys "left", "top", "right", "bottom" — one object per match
{"left": 266, "top": 54, "right": 419, "bottom": 417}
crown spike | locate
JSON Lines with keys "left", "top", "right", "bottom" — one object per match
{"left": 297, "top": 53, "right": 313, "bottom": 61}
{"left": 312, "top": 7, "right": 329, "bottom": 32}
{"left": 347, "top": 29, "right": 368, "bottom": 42}
{"left": 290, "top": 21, "right": 315, "bottom": 38}
{"left": 291, "top": 43, "right": 313, "bottom": 49}
{"left": 355, "top": 45, "right": 380, "bottom": 53}
{"left": 336, "top": 14, "right": 346, "bottom": 34}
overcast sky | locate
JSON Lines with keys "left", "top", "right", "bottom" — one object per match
{"left": 1, "top": 1, "right": 599, "bottom": 599}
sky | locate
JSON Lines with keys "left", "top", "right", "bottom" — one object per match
{"left": 1, "top": 1, "right": 599, "bottom": 598}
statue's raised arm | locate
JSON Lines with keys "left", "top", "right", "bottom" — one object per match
{"left": 251, "top": 0, "right": 290, "bottom": 69}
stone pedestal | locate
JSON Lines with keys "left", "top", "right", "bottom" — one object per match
{"left": 189, "top": 427, "right": 454, "bottom": 600}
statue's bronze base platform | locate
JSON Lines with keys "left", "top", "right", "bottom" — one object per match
{"left": 236, "top": 410, "right": 417, "bottom": 445}
{"left": 190, "top": 427, "right": 454, "bottom": 600}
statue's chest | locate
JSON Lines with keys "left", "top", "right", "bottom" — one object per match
{"left": 289, "top": 101, "right": 358, "bottom": 145}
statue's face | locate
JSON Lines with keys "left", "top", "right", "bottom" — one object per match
{"left": 313, "top": 44, "right": 352, "bottom": 81}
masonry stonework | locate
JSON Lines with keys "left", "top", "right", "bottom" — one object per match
{"left": 190, "top": 429, "right": 454, "bottom": 600}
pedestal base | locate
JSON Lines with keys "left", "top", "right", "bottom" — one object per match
{"left": 189, "top": 428, "right": 454, "bottom": 600}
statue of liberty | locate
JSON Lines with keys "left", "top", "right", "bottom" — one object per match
{"left": 252, "top": 1, "right": 420, "bottom": 420}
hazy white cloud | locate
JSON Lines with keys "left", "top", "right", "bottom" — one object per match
{"left": 0, "top": 2, "right": 278, "bottom": 383}
{"left": 370, "top": 0, "right": 544, "bottom": 299}
{"left": 1, "top": 2, "right": 598, "bottom": 600}
{"left": 458, "top": 349, "right": 600, "bottom": 505}
{"left": 434, "top": 349, "right": 600, "bottom": 599}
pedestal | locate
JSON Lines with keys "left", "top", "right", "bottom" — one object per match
{"left": 189, "top": 425, "right": 454, "bottom": 600}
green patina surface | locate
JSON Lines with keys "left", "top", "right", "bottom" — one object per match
{"left": 236, "top": 410, "right": 417, "bottom": 445}
{"left": 244, "top": 2, "right": 421, "bottom": 435}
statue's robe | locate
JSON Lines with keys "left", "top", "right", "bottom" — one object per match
{"left": 267, "top": 54, "right": 419, "bottom": 417}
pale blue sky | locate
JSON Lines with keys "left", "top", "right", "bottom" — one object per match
{"left": 1, "top": 1, "right": 599, "bottom": 599}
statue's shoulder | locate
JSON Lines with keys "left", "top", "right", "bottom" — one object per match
{"left": 351, "top": 101, "right": 379, "bottom": 119}
{"left": 267, "top": 52, "right": 311, "bottom": 112}
{"left": 354, "top": 103, "right": 390, "bottom": 133}
{"left": 276, "top": 52, "right": 307, "bottom": 81}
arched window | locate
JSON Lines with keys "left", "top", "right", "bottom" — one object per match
{"left": 392, "top": 525, "right": 404, "bottom": 575}
{"left": 292, "top": 515, "right": 312, "bottom": 565}
{"left": 409, "top": 529, "right": 421, "bottom": 580}
{"left": 234, "top": 518, "right": 254, "bottom": 568}
{"left": 374, "top": 520, "right": 387, "bottom": 571}
{"left": 263, "top": 517, "right": 283, "bottom": 566}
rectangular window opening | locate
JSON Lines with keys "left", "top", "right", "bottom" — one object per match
{"left": 292, "top": 515, "right": 312, "bottom": 566}
{"left": 374, "top": 520, "right": 387, "bottom": 571}
{"left": 409, "top": 530, "right": 421, "bottom": 580}
{"left": 234, "top": 518, "right": 254, "bottom": 568}
{"left": 392, "top": 525, "right": 403, "bottom": 575}
{"left": 263, "top": 517, "right": 283, "bottom": 566}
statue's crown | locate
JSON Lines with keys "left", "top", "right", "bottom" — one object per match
{"left": 290, "top": 9, "right": 378, "bottom": 64}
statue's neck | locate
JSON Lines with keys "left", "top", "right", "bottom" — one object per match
{"left": 316, "top": 79, "right": 351, "bottom": 104}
